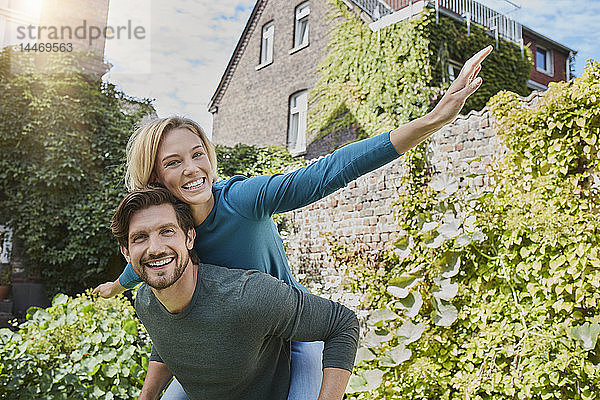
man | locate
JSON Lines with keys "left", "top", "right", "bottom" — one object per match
{"left": 111, "top": 186, "right": 359, "bottom": 400}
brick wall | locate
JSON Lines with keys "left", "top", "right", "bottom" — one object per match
{"left": 211, "top": 0, "right": 336, "bottom": 148}
{"left": 524, "top": 35, "right": 569, "bottom": 87}
{"left": 38, "top": 0, "right": 110, "bottom": 77}
{"left": 282, "top": 92, "right": 541, "bottom": 277}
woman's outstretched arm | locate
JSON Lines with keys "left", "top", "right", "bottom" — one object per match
{"left": 92, "top": 278, "right": 126, "bottom": 298}
{"left": 224, "top": 46, "right": 492, "bottom": 220}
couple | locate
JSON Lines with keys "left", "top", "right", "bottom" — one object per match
{"left": 96, "top": 46, "right": 492, "bottom": 399}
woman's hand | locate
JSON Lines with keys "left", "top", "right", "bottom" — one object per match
{"left": 389, "top": 46, "right": 493, "bottom": 154}
{"left": 92, "top": 280, "right": 126, "bottom": 298}
{"left": 429, "top": 45, "right": 493, "bottom": 126}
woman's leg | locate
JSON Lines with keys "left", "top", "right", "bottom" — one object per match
{"left": 288, "top": 341, "right": 324, "bottom": 400}
{"left": 160, "top": 378, "right": 188, "bottom": 400}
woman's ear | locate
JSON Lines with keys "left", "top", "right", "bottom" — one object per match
{"left": 149, "top": 170, "right": 158, "bottom": 184}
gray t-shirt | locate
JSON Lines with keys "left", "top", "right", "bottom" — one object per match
{"left": 134, "top": 264, "right": 359, "bottom": 400}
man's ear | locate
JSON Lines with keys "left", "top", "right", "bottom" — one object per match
{"left": 120, "top": 245, "right": 131, "bottom": 264}
{"left": 186, "top": 228, "right": 196, "bottom": 250}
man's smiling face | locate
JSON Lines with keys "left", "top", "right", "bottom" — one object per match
{"left": 121, "top": 203, "right": 195, "bottom": 290}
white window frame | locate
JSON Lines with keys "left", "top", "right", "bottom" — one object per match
{"left": 447, "top": 60, "right": 462, "bottom": 83}
{"left": 259, "top": 21, "right": 274, "bottom": 66}
{"left": 535, "top": 45, "right": 553, "bottom": 76}
{"left": 288, "top": 91, "right": 308, "bottom": 155}
{"left": 294, "top": 2, "right": 310, "bottom": 49}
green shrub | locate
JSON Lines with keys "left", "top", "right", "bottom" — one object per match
{"left": 0, "top": 292, "right": 151, "bottom": 399}
{"left": 341, "top": 61, "right": 600, "bottom": 398}
{"left": 309, "top": 0, "right": 531, "bottom": 145}
{"left": 0, "top": 48, "right": 154, "bottom": 296}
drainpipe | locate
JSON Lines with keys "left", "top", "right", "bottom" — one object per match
{"left": 566, "top": 51, "right": 573, "bottom": 81}
{"left": 461, "top": 11, "right": 471, "bottom": 36}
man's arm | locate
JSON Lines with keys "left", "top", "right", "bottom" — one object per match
{"left": 138, "top": 361, "right": 173, "bottom": 400}
{"left": 243, "top": 271, "right": 359, "bottom": 399}
{"left": 318, "top": 368, "right": 352, "bottom": 400}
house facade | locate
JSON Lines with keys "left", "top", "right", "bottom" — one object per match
{"left": 0, "top": 0, "right": 111, "bottom": 77}
{"left": 209, "top": 0, "right": 576, "bottom": 156}
{"left": 208, "top": 0, "right": 336, "bottom": 154}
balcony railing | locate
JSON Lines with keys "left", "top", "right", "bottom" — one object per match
{"left": 432, "top": 0, "right": 522, "bottom": 44}
{"left": 351, "top": 0, "right": 522, "bottom": 45}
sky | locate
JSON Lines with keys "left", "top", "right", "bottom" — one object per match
{"left": 102, "top": 0, "right": 600, "bottom": 138}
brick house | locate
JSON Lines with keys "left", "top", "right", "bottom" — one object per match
{"left": 209, "top": 0, "right": 576, "bottom": 156}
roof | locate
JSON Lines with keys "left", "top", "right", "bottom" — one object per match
{"left": 208, "top": 0, "right": 267, "bottom": 113}
{"left": 522, "top": 25, "right": 576, "bottom": 55}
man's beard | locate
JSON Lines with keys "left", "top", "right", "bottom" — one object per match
{"left": 140, "top": 252, "right": 190, "bottom": 290}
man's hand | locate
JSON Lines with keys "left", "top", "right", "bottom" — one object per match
{"left": 430, "top": 45, "right": 493, "bottom": 126}
{"left": 92, "top": 280, "right": 126, "bottom": 298}
{"left": 317, "top": 367, "right": 352, "bottom": 400}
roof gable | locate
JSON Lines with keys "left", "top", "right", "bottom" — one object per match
{"left": 208, "top": 0, "right": 267, "bottom": 113}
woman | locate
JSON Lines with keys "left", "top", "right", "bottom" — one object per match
{"left": 94, "top": 46, "right": 492, "bottom": 399}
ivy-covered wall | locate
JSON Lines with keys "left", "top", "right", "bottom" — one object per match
{"left": 308, "top": 0, "right": 532, "bottom": 147}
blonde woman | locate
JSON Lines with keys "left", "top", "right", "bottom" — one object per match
{"left": 94, "top": 46, "right": 492, "bottom": 400}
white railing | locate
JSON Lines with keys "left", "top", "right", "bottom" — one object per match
{"left": 352, "top": 0, "right": 522, "bottom": 45}
{"left": 351, "top": 0, "right": 394, "bottom": 19}
{"left": 430, "top": 0, "right": 522, "bottom": 44}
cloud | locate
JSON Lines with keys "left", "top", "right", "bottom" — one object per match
{"left": 478, "top": 0, "right": 600, "bottom": 75}
{"left": 103, "top": 0, "right": 255, "bottom": 137}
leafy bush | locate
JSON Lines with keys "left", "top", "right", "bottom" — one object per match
{"left": 0, "top": 48, "right": 154, "bottom": 295}
{"left": 339, "top": 61, "right": 600, "bottom": 398}
{"left": 0, "top": 292, "right": 151, "bottom": 399}
{"left": 216, "top": 142, "right": 302, "bottom": 180}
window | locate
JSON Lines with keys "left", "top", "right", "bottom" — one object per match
{"left": 535, "top": 46, "right": 553, "bottom": 75}
{"left": 447, "top": 61, "right": 462, "bottom": 83}
{"left": 288, "top": 91, "right": 308, "bottom": 155}
{"left": 294, "top": 2, "right": 310, "bottom": 48}
{"left": 260, "top": 22, "right": 274, "bottom": 65}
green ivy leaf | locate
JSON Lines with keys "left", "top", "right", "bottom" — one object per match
{"left": 395, "top": 291, "right": 423, "bottom": 318}
{"left": 387, "top": 275, "right": 420, "bottom": 299}
{"left": 355, "top": 347, "right": 376, "bottom": 364}
{"left": 364, "top": 328, "right": 395, "bottom": 347}
{"left": 429, "top": 173, "right": 459, "bottom": 194}
{"left": 393, "top": 235, "right": 414, "bottom": 259}
{"left": 433, "top": 298, "right": 458, "bottom": 327}
{"left": 396, "top": 321, "right": 426, "bottom": 345}
{"left": 569, "top": 323, "right": 600, "bottom": 350}
{"left": 368, "top": 309, "right": 401, "bottom": 325}
{"left": 441, "top": 253, "right": 461, "bottom": 278}
{"left": 384, "top": 344, "right": 412, "bottom": 366}
{"left": 432, "top": 278, "right": 458, "bottom": 301}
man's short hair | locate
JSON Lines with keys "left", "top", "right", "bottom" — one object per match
{"left": 111, "top": 185, "right": 199, "bottom": 264}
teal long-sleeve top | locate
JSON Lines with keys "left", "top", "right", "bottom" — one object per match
{"left": 119, "top": 131, "right": 402, "bottom": 291}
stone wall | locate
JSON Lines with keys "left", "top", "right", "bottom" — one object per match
{"left": 282, "top": 92, "right": 541, "bottom": 276}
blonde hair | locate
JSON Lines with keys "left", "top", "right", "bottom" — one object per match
{"left": 125, "top": 116, "right": 217, "bottom": 191}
